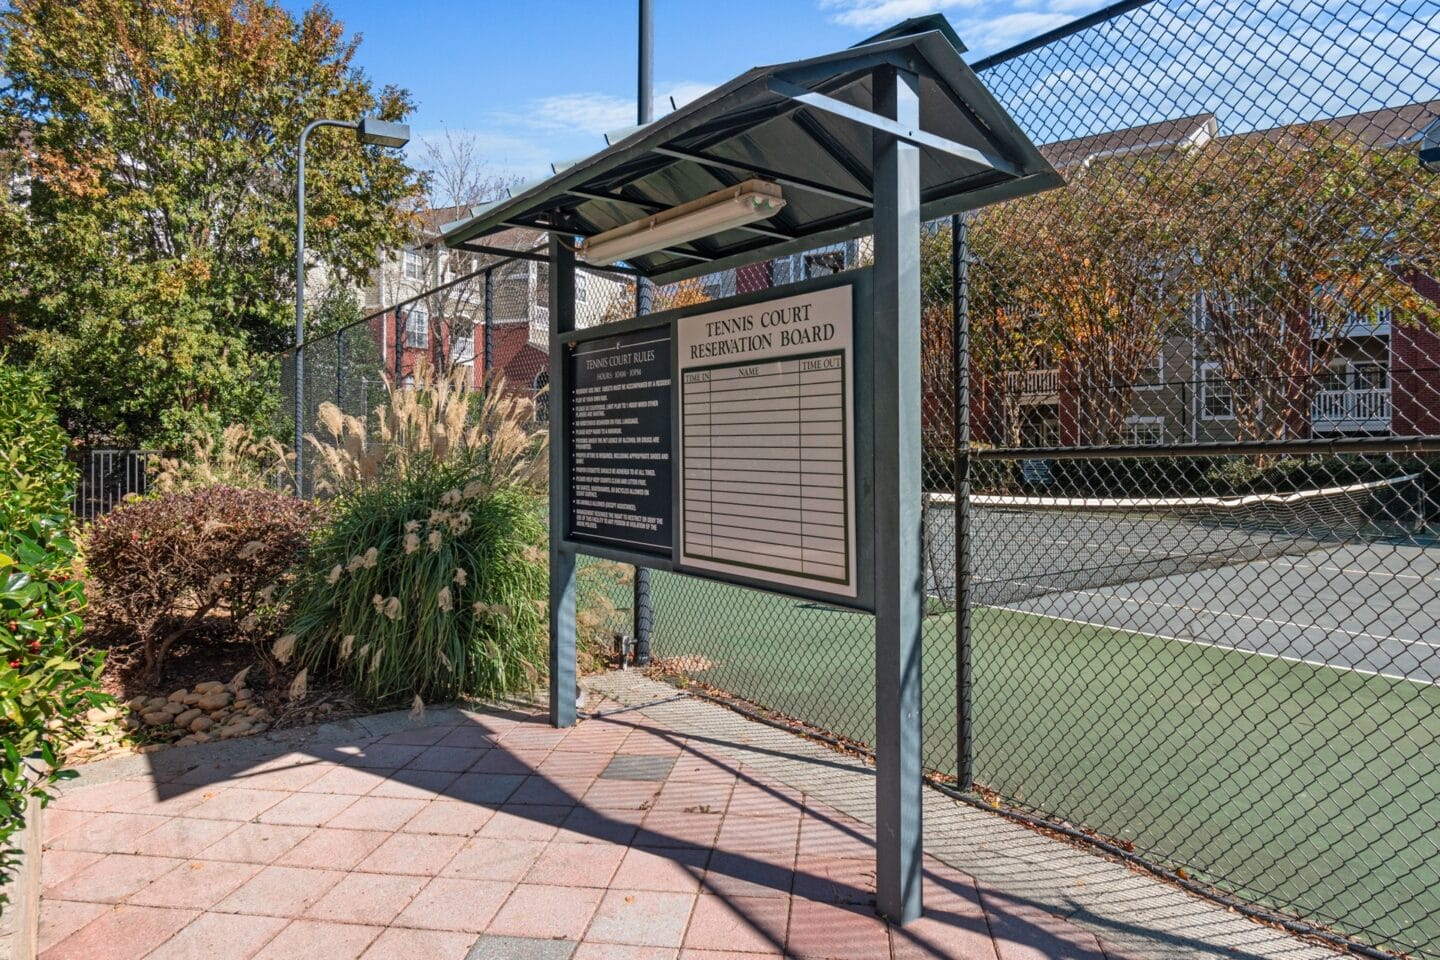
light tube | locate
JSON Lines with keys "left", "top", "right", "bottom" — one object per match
{"left": 579, "top": 179, "right": 786, "bottom": 266}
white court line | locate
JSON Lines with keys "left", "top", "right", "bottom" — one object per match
{"left": 992, "top": 604, "right": 1438, "bottom": 687}
{"left": 1031, "top": 585, "right": 1440, "bottom": 651}
{"left": 1286, "top": 557, "right": 1440, "bottom": 587}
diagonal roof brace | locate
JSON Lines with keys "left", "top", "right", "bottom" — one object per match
{"left": 766, "top": 77, "right": 1022, "bottom": 177}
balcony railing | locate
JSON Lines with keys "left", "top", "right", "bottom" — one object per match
{"left": 1312, "top": 388, "right": 1391, "bottom": 428}
{"left": 1004, "top": 368, "right": 1060, "bottom": 398}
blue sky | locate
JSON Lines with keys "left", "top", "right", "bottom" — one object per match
{"left": 298, "top": 0, "right": 1440, "bottom": 189}
{"left": 295, "top": 0, "right": 1103, "bottom": 182}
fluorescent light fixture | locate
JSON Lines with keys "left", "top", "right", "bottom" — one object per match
{"left": 579, "top": 179, "right": 786, "bottom": 266}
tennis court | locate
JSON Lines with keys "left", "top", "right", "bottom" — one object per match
{"left": 645, "top": 480, "right": 1440, "bottom": 953}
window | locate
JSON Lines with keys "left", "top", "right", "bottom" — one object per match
{"left": 403, "top": 249, "right": 422, "bottom": 280}
{"left": 1350, "top": 361, "right": 1388, "bottom": 391}
{"left": 772, "top": 256, "right": 798, "bottom": 286}
{"left": 1200, "top": 362, "right": 1233, "bottom": 419}
{"left": 404, "top": 306, "right": 429, "bottom": 348}
{"left": 1124, "top": 416, "right": 1166, "bottom": 445}
{"left": 450, "top": 332, "right": 476, "bottom": 365}
{"left": 1135, "top": 350, "right": 1163, "bottom": 390}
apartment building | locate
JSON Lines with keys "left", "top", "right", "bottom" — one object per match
{"left": 982, "top": 102, "right": 1440, "bottom": 448}
{"left": 358, "top": 212, "right": 630, "bottom": 407}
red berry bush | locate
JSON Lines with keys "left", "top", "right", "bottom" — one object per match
{"left": 87, "top": 485, "right": 319, "bottom": 680}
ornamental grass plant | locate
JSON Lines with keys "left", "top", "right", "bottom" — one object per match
{"left": 280, "top": 364, "right": 550, "bottom": 707}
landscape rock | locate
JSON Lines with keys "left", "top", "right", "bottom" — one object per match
{"left": 189, "top": 716, "right": 214, "bottom": 733}
{"left": 196, "top": 691, "right": 232, "bottom": 711}
{"left": 173, "top": 708, "right": 202, "bottom": 728}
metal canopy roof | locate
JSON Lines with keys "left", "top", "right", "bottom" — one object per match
{"left": 440, "top": 17, "right": 1061, "bottom": 284}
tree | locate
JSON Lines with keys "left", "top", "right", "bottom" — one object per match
{"left": 967, "top": 156, "right": 1192, "bottom": 445}
{"left": 0, "top": 0, "right": 423, "bottom": 446}
{"left": 1179, "top": 126, "right": 1440, "bottom": 441}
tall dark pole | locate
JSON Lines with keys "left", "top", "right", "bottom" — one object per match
{"left": 638, "top": 0, "right": 653, "bottom": 126}
{"left": 632, "top": 0, "right": 656, "bottom": 666}
{"left": 952, "top": 213, "right": 974, "bottom": 792}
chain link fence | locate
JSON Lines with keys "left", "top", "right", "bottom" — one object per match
{"left": 277, "top": 1, "right": 1440, "bottom": 953}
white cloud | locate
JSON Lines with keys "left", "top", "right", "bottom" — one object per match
{"left": 494, "top": 81, "right": 717, "bottom": 139}
{"left": 820, "top": 0, "right": 980, "bottom": 30}
{"left": 819, "top": 0, "right": 1088, "bottom": 56}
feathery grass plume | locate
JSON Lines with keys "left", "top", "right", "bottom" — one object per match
{"left": 339, "top": 635, "right": 355, "bottom": 659}
{"left": 272, "top": 633, "right": 297, "bottom": 664}
{"left": 288, "top": 668, "right": 308, "bottom": 701}
{"left": 326, "top": 564, "right": 343, "bottom": 585}
{"left": 152, "top": 423, "right": 296, "bottom": 495}
{"left": 409, "top": 695, "right": 425, "bottom": 720}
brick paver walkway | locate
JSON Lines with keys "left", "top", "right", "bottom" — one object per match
{"left": 34, "top": 692, "right": 1306, "bottom": 960}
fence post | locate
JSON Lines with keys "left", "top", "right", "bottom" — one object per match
{"left": 336, "top": 332, "right": 346, "bottom": 410}
{"left": 484, "top": 267, "right": 494, "bottom": 391}
{"left": 394, "top": 307, "right": 404, "bottom": 383}
{"left": 952, "top": 212, "right": 974, "bottom": 792}
{"left": 633, "top": 275, "right": 654, "bottom": 665}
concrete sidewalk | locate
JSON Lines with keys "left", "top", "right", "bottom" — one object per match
{"left": 33, "top": 674, "right": 1334, "bottom": 960}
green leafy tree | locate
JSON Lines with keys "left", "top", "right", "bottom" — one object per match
{"left": 0, "top": 0, "right": 423, "bottom": 446}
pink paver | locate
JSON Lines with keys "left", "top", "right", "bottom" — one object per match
{"left": 249, "top": 918, "right": 384, "bottom": 960}
{"left": 39, "top": 701, "right": 1147, "bottom": 960}
{"left": 393, "top": 876, "right": 513, "bottom": 932}
{"left": 487, "top": 882, "right": 605, "bottom": 939}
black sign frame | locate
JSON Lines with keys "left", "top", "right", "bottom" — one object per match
{"left": 558, "top": 269, "right": 874, "bottom": 613}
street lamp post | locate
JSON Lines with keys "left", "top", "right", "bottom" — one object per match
{"left": 294, "top": 116, "right": 410, "bottom": 493}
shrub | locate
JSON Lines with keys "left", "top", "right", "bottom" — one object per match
{"left": 0, "top": 363, "right": 107, "bottom": 904}
{"left": 86, "top": 485, "right": 320, "bottom": 680}
{"left": 280, "top": 461, "right": 549, "bottom": 706}
{"left": 283, "top": 363, "right": 551, "bottom": 707}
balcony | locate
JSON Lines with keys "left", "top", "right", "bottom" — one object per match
{"left": 1004, "top": 368, "right": 1060, "bottom": 403}
{"left": 1312, "top": 388, "right": 1391, "bottom": 432}
{"left": 1313, "top": 308, "right": 1392, "bottom": 340}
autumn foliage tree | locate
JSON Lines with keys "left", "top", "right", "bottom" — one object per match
{"left": 968, "top": 156, "right": 1192, "bottom": 445}
{"left": 1177, "top": 125, "right": 1440, "bottom": 441}
{"left": 0, "top": 0, "right": 423, "bottom": 445}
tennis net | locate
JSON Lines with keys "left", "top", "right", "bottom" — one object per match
{"left": 924, "top": 472, "right": 1427, "bottom": 607}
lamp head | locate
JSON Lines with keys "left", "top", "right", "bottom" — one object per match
{"left": 356, "top": 117, "right": 411, "bottom": 149}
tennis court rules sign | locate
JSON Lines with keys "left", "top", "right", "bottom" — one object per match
{"left": 561, "top": 271, "right": 871, "bottom": 610}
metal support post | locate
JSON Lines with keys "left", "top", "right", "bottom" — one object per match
{"left": 483, "top": 268, "right": 495, "bottom": 391}
{"left": 633, "top": 0, "right": 656, "bottom": 662}
{"left": 871, "top": 64, "right": 924, "bottom": 926}
{"left": 633, "top": 273, "right": 655, "bottom": 665}
{"left": 548, "top": 235, "right": 578, "bottom": 728}
{"left": 952, "top": 212, "right": 974, "bottom": 792}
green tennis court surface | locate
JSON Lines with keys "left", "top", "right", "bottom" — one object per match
{"left": 644, "top": 570, "right": 1440, "bottom": 956}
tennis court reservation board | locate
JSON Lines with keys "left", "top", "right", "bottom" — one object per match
{"left": 561, "top": 271, "right": 871, "bottom": 610}
{"left": 676, "top": 285, "right": 857, "bottom": 599}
